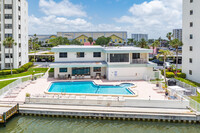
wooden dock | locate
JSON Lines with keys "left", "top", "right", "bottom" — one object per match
{"left": 0, "top": 104, "right": 19, "bottom": 126}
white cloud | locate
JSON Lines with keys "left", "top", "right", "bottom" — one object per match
{"left": 39, "top": 0, "right": 87, "bottom": 17}
{"left": 116, "top": 0, "right": 182, "bottom": 39}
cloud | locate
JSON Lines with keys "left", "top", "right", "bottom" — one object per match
{"left": 39, "top": 0, "right": 87, "bottom": 17}
{"left": 116, "top": 0, "right": 182, "bottom": 38}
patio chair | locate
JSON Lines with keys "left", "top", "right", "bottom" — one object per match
{"left": 96, "top": 74, "right": 100, "bottom": 80}
{"left": 75, "top": 75, "right": 77, "bottom": 79}
{"left": 82, "top": 75, "right": 85, "bottom": 79}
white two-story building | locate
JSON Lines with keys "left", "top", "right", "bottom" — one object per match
{"left": 50, "top": 45, "right": 158, "bottom": 81}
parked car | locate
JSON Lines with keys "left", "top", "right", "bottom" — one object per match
{"left": 164, "top": 62, "right": 171, "bottom": 69}
{"left": 151, "top": 59, "right": 164, "bottom": 66}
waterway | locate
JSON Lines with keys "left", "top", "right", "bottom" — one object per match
{"left": 1, "top": 116, "right": 200, "bottom": 133}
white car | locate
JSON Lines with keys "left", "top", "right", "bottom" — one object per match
{"left": 164, "top": 62, "right": 171, "bottom": 69}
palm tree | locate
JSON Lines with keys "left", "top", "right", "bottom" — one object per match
{"left": 3, "top": 37, "right": 17, "bottom": 75}
{"left": 151, "top": 40, "right": 160, "bottom": 56}
{"left": 88, "top": 37, "right": 93, "bottom": 45}
{"left": 166, "top": 32, "right": 173, "bottom": 41}
{"left": 138, "top": 38, "right": 147, "bottom": 48}
{"left": 29, "top": 34, "right": 39, "bottom": 62}
{"left": 157, "top": 50, "right": 173, "bottom": 85}
{"left": 128, "top": 38, "right": 134, "bottom": 45}
{"left": 169, "top": 39, "right": 183, "bottom": 76}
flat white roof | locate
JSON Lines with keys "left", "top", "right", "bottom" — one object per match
{"left": 51, "top": 45, "right": 153, "bottom": 53}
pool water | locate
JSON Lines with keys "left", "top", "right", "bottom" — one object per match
{"left": 48, "top": 81, "right": 134, "bottom": 95}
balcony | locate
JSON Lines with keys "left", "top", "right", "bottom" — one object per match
{"left": 131, "top": 59, "right": 148, "bottom": 64}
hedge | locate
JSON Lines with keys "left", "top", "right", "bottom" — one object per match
{"left": 166, "top": 72, "right": 175, "bottom": 78}
{"left": 0, "top": 62, "right": 33, "bottom": 76}
{"left": 21, "top": 62, "right": 33, "bottom": 71}
{"left": 0, "top": 70, "right": 18, "bottom": 75}
{"left": 177, "top": 73, "right": 186, "bottom": 79}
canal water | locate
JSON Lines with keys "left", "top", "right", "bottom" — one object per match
{"left": 1, "top": 116, "right": 200, "bottom": 133}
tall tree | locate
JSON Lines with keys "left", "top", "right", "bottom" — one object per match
{"left": 166, "top": 32, "right": 173, "bottom": 41}
{"left": 3, "top": 37, "right": 17, "bottom": 75}
{"left": 151, "top": 40, "right": 160, "bottom": 56}
{"left": 88, "top": 37, "right": 93, "bottom": 45}
{"left": 138, "top": 38, "right": 148, "bottom": 48}
{"left": 70, "top": 39, "right": 81, "bottom": 45}
{"left": 29, "top": 34, "right": 39, "bottom": 62}
{"left": 169, "top": 39, "right": 183, "bottom": 76}
{"left": 157, "top": 50, "right": 173, "bottom": 85}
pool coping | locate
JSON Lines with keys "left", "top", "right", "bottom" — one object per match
{"left": 44, "top": 80, "right": 138, "bottom": 97}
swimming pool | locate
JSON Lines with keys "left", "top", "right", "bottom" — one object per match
{"left": 48, "top": 81, "right": 135, "bottom": 95}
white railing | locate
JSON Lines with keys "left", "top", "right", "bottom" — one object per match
{"left": 132, "top": 59, "right": 148, "bottom": 64}
{"left": 0, "top": 73, "right": 44, "bottom": 97}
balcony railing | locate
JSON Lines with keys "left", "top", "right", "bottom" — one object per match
{"left": 132, "top": 59, "right": 148, "bottom": 64}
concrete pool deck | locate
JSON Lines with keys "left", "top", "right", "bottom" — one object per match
{"left": 0, "top": 78, "right": 167, "bottom": 103}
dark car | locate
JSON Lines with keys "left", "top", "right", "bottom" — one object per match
{"left": 151, "top": 59, "right": 164, "bottom": 66}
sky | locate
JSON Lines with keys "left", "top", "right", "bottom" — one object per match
{"left": 27, "top": 0, "right": 182, "bottom": 39}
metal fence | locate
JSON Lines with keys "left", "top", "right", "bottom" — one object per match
{"left": 0, "top": 73, "right": 43, "bottom": 97}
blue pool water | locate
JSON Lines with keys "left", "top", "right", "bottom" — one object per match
{"left": 48, "top": 81, "right": 134, "bottom": 95}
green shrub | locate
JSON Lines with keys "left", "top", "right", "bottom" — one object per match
{"left": 177, "top": 73, "right": 186, "bottom": 79}
{"left": 16, "top": 68, "right": 26, "bottom": 73}
{"left": 0, "top": 70, "right": 18, "bottom": 75}
{"left": 166, "top": 72, "right": 175, "bottom": 78}
{"left": 21, "top": 62, "right": 33, "bottom": 71}
{"left": 49, "top": 68, "right": 54, "bottom": 72}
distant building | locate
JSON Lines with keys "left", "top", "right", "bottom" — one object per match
{"left": 0, "top": 0, "right": 29, "bottom": 70}
{"left": 132, "top": 34, "right": 148, "bottom": 42}
{"left": 29, "top": 35, "right": 57, "bottom": 46}
{"left": 57, "top": 31, "right": 127, "bottom": 44}
{"left": 173, "top": 29, "right": 182, "bottom": 41}
{"left": 182, "top": 0, "right": 200, "bottom": 83}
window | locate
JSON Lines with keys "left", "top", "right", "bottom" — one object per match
{"left": 5, "top": 34, "right": 12, "bottom": 38}
{"left": 189, "top": 58, "right": 192, "bottom": 63}
{"left": 93, "top": 67, "right": 101, "bottom": 72}
{"left": 132, "top": 53, "right": 140, "bottom": 59}
{"left": 115, "top": 39, "right": 117, "bottom": 42}
{"left": 59, "top": 52, "right": 67, "bottom": 58}
{"left": 190, "top": 22, "right": 193, "bottom": 27}
{"left": 190, "top": 46, "right": 193, "bottom": 51}
{"left": 5, "top": 53, "right": 13, "bottom": 58}
{"left": 5, "top": 14, "right": 12, "bottom": 19}
{"left": 5, "top": 63, "right": 13, "bottom": 68}
{"left": 59, "top": 68, "right": 68, "bottom": 73}
{"left": 93, "top": 52, "right": 101, "bottom": 57}
{"left": 190, "top": 10, "right": 193, "bottom": 15}
{"left": 72, "top": 67, "right": 90, "bottom": 76}
{"left": 190, "top": 0, "right": 193, "bottom": 3}
{"left": 18, "top": 15, "right": 21, "bottom": 20}
{"left": 110, "top": 54, "right": 129, "bottom": 62}
{"left": 4, "top": 4, "right": 12, "bottom": 9}
{"left": 5, "top": 24, "right": 12, "bottom": 29}
{"left": 18, "top": 6, "right": 21, "bottom": 11}
{"left": 19, "top": 34, "right": 21, "bottom": 38}
{"left": 19, "top": 25, "right": 21, "bottom": 30}
{"left": 189, "top": 70, "right": 192, "bottom": 75}
{"left": 19, "top": 62, "right": 21, "bottom": 66}
{"left": 80, "top": 39, "right": 82, "bottom": 42}
{"left": 84, "top": 39, "right": 86, "bottom": 42}
{"left": 190, "top": 34, "right": 193, "bottom": 39}
{"left": 19, "top": 43, "right": 21, "bottom": 47}
{"left": 19, "top": 52, "right": 21, "bottom": 57}
{"left": 77, "top": 52, "right": 84, "bottom": 58}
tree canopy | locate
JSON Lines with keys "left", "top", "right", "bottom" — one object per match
{"left": 49, "top": 37, "right": 70, "bottom": 46}
{"left": 95, "top": 36, "right": 111, "bottom": 46}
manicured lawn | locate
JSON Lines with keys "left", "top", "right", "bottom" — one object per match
{"left": 0, "top": 68, "right": 48, "bottom": 80}
{"left": 0, "top": 79, "right": 17, "bottom": 89}
{"left": 191, "top": 92, "right": 200, "bottom": 103}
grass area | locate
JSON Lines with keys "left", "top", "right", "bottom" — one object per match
{"left": 175, "top": 77, "right": 200, "bottom": 103}
{"left": 0, "top": 79, "right": 17, "bottom": 89}
{"left": 0, "top": 68, "right": 48, "bottom": 80}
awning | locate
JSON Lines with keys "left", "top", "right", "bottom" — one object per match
{"left": 50, "top": 61, "right": 107, "bottom": 68}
